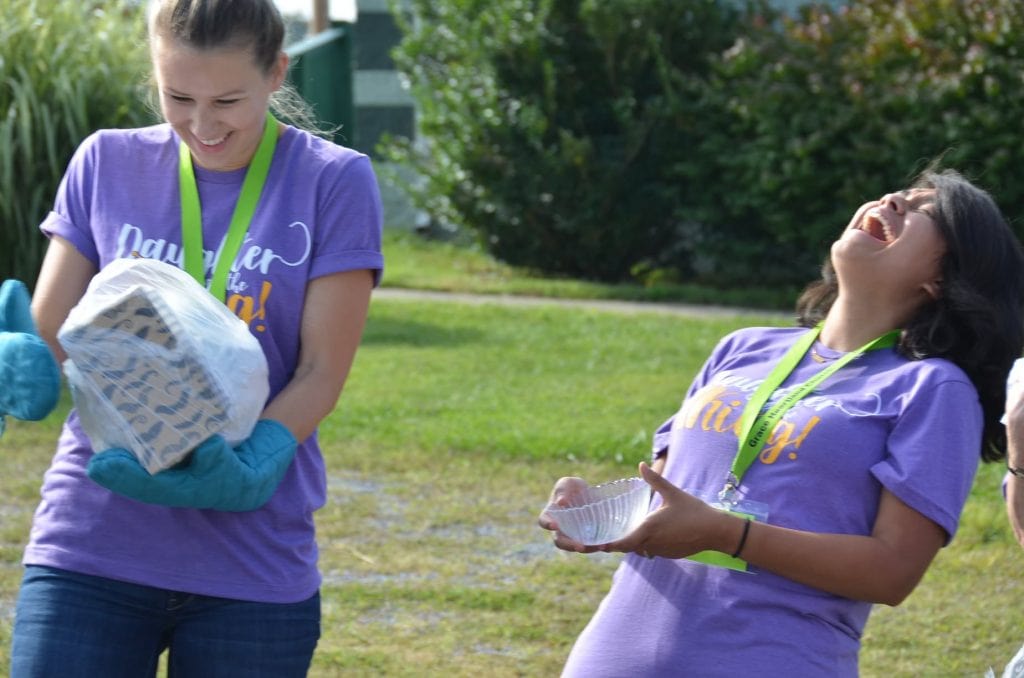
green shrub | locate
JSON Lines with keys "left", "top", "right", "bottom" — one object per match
{"left": 676, "top": 0, "right": 1024, "bottom": 286}
{"left": 384, "top": 0, "right": 753, "bottom": 283}
{"left": 386, "top": 0, "right": 1024, "bottom": 289}
{"left": 1, "top": 0, "right": 152, "bottom": 284}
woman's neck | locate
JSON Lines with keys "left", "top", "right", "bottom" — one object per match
{"left": 819, "top": 296, "right": 903, "bottom": 352}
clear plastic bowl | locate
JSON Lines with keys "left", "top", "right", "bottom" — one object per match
{"left": 546, "top": 477, "right": 650, "bottom": 545}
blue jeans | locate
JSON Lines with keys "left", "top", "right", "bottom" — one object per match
{"left": 10, "top": 565, "right": 320, "bottom": 678}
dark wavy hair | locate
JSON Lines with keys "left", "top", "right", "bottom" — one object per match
{"left": 796, "top": 169, "right": 1024, "bottom": 462}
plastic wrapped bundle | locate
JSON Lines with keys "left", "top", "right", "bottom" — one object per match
{"left": 58, "top": 257, "right": 269, "bottom": 474}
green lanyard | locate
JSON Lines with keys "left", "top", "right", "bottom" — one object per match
{"left": 179, "top": 111, "right": 278, "bottom": 302}
{"left": 721, "top": 323, "right": 900, "bottom": 500}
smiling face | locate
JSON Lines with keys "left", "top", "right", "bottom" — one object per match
{"left": 852, "top": 189, "right": 937, "bottom": 244}
{"left": 831, "top": 188, "right": 947, "bottom": 303}
{"left": 152, "top": 34, "right": 286, "bottom": 171}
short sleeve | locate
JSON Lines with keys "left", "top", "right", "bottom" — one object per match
{"left": 308, "top": 154, "right": 384, "bottom": 285}
{"left": 39, "top": 133, "right": 102, "bottom": 266}
{"left": 870, "top": 379, "right": 982, "bottom": 543}
{"left": 651, "top": 416, "right": 674, "bottom": 460}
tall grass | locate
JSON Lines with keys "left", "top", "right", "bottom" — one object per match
{"left": 0, "top": 0, "right": 152, "bottom": 284}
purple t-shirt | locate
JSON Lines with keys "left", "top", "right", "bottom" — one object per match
{"left": 23, "top": 123, "right": 383, "bottom": 603}
{"left": 563, "top": 326, "right": 981, "bottom": 677}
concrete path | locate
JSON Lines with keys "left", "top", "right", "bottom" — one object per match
{"left": 372, "top": 287, "right": 790, "bottom": 319}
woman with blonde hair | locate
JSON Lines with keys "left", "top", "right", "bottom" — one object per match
{"left": 8, "top": 1, "right": 382, "bottom": 675}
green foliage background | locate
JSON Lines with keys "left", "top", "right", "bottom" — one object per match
{"left": 385, "top": 0, "right": 751, "bottom": 284}
{"left": 386, "top": 0, "right": 1024, "bottom": 289}
{"left": 0, "top": 0, "right": 151, "bottom": 284}
{"left": 696, "top": 0, "right": 1024, "bottom": 286}
{"left": 8, "top": 0, "right": 1024, "bottom": 296}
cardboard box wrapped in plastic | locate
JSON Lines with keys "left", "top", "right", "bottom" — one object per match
{"left": 58, "top": 257, "right": 270, "bottom": 474}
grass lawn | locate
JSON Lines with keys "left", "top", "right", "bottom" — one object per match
{"left": 379, "top": 229, "right": 800, "bottom": 311}
{"left": 2, "top": 234, "right": 1022, "bottom": 675}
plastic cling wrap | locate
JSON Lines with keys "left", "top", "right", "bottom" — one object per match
{"left": 58, "top": 257, "right": 270, "bottom": 473}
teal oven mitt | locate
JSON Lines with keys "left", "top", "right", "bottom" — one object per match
{"left": 86, "top": 419, "right": 298, "bottom": 511}
{"left": 0, "top": 280, "right": 61, "bottom": 435}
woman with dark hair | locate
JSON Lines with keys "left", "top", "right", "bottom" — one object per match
{"left": 540, "top": 169, "right": 1024, "bottom": 676}
{"left": 7, "top": 0, "right": 382, "bottom": 675}
{"left": 799, "top": 170, "right": 1024, "bottom": 463}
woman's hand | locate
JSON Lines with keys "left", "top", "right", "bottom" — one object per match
{"left": 602, "top": 462, "right": 739, "bottom": 560}
{"left": 538, "top": 476, "right": 604, "bottom": 554}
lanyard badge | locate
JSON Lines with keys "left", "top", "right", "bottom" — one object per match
{"left": 179, "top": 111, "right": 279, "bottom": 302}
{"left": 688, "top": 324, "right": 899, "bottom": 573}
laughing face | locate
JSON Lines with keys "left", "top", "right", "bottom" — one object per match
{"left": 152, "top": 35, "right": 286, "bottom": 172}
{"left": 832, "top": 188, "right": 947, "bottom": 300}
{"left": 853, "top": 189, "right": 936, "bottom": 244}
